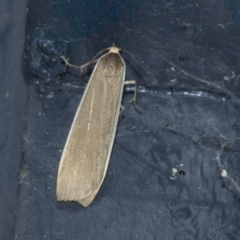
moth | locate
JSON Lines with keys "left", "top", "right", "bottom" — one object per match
{"left": 57, "top": 46, "right": 140, "bottom": 207}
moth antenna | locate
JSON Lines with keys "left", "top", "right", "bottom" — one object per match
{"left": 122, "top": 49, "right": 165, "bottom": 94}
{"left": 89, "top": 47, "right": 110, "bottom": 63}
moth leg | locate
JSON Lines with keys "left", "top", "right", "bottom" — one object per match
{"left": 124, "top": 80, "right": 142, "bottom": 112}
{"left": 61, "top": 56, "right": 97, "bottom": 74}
{"left": 61, "top": 48, "right": 109, "bottom": 74}
{"left": 119, "top": 104, "right": 125, "bottom": 116}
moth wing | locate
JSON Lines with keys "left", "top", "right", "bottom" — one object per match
{"left": 57, "top": 52, "right": 125, "bottom": 207}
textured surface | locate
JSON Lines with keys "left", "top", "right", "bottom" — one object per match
{"left": 1, "top": 0, "right": 240, "bottom": 239}
{"left": 0, "top": 0, "right": 27, "bottom": 239}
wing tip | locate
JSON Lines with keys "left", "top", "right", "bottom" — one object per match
{"left": 56, "top": 190, "right": 98, "bottom": 207}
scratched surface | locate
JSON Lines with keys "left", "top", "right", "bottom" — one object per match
{"left": 1, "top": 0, "right": 240, "bottom": 239}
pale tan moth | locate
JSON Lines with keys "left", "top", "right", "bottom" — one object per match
{"left": 57, "top": 46, "right": 141, "bottom": 207}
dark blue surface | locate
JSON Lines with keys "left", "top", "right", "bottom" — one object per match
{"left": 1, "top": 0, "right": 240, "bottom": 239}
{"left": 0, "top": 1, "right": 27, "bottom": 239}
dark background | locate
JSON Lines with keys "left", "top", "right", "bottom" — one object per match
{"left": 1, "top": 0, "right": 240, "bottom": 239}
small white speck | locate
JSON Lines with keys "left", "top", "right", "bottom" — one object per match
{"left": 221, "top": 169, "right": 227, "bottom": 177}
{"left": 170, "top": 168, "right": 178, "bottom": 180}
